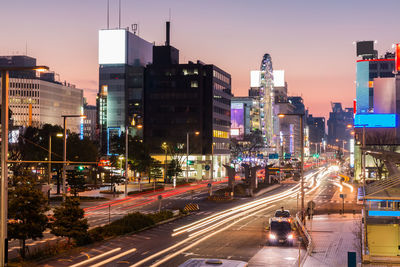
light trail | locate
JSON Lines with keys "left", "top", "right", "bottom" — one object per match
{"left": 129, "top": 169, "right": 326, "bottom": 266}
{"left": 342, "top": 182, "right": 354, "bottom": 192}
{"left": 333, "top": 182, "right": 343, "bottom": 192}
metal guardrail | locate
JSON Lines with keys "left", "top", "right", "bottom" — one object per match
{"left": 295, "top": 211, "right": 313, "bottom": 256}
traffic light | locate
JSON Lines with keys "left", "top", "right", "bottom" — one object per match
{"left": 77, "top": 165, "right": 84, "bottom": 171}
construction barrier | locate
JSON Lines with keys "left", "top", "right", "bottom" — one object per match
{"left": 184, "top": 203, "right": 200, "bottom": 212}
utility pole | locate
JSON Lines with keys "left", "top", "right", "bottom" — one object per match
{"left": 125, "top": 125, "right": 128, "bottom": 197}
{"left": 186, "top": 132, "right": 189, "bottom": 182}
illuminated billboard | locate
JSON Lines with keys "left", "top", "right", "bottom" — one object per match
{"left": 250, "top": 71, "right": 261, "bottom": 87}
{"left": 231, "top": 103, "right": 244, "bottom": 139}
{"left": 356, "top": 61, "right": 369, "bottom": 113}
{"left": 273, "top": 70, "right": 285, "bottom": 87}
{"left": 230, "top": 128, "right": 240, "bottom": 136}
{"left": 99, "top": 29, "right": 127, "bottom": 64}
{"left": 354, "top": 114, "right": 397, "bottom": 128}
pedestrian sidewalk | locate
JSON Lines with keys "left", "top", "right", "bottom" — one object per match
{"left": 303, "top": 214, "right": 361, "bottom": 267}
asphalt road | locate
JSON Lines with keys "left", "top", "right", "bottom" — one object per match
{"left": 39, "top": 166, "right": 343, "bottom": 267}
{"left": 7, "top": 181, "right": 228, "bottom": 259}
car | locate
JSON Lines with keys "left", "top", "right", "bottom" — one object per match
{"left": 274, "top": 209, "right": 290, "bottom": 218}
{"left": 178, "top": 258, "right": 248, "bottom": 267}
{"left": 267, "top": 217, "right": 295, "bottom": 246}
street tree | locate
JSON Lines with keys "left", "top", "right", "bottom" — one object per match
{"left": 367, "top": 130, "right": 397, "bottom": 179}
{"left": 51, "top": 197, "right": 88, "bottom": 245}
{"left": 167, "top": 159, "right": 182, "bottom": 182}
{"left": 8, "top": 174, "right": 49, "bottom": 258}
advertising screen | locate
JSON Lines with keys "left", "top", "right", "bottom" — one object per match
{"left": 356, "top": 41, "right": 374, "bottom": 56}
{"left": 99, "top": 29, "right": 127, "bottom": 64}
{"left": 356, "top": 61, "right": 369, "bottom": 113}
{"left": 273, "top": 70, "right": 285, "bottom": 87}
{"left": 250, "top": 71, "right": 261, "bottom": 87}
{"left": 231, "top": 103, "right": 244, "bottom": 139}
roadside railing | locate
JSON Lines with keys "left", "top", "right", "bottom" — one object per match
{"left": 295, "top": 211, "right": 313, "bottom": 255}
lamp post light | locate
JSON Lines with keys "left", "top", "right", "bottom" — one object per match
{"left": 61, "top": 114, "right": 86, "bottom": 202}
{"left": 48, "top": 132, "right": 63, "bottom": 201}
{"left": 161, "top": 142, "right": 168, "bottom": 183}
{"left": 0, "top": 65, "right": 49, "bottom": 266}
{"left": 186, "top": 131, "right": 200, "bottom": 182}
{"left": 278, "top": 113, "right": 305, "bottom": 222}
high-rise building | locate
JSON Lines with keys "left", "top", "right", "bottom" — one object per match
{"left": 144, "top": 22, "right": 231, "bottom": 179}
{"left": 97, "top": 28, "right": 153, "bottom": 155}
{"left": 327, "top": 103, "right": 353, "bottom": 145}
{"left": 307, "top": 115, "right": 325, "bottom": 153}
{"left": 0, "top": 55, "right": 83, "bottom": 133}
{"left": 249, "top": 54, "right": 274, "bottom": 147}
{"left": 83, "top": 100, "right": 97, "bottom": 141}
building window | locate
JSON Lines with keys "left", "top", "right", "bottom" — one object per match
{"left": 191, "top": 81, "right": 198, "bottom": 88}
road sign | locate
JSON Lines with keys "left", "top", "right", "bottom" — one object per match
{"left": 268, "top": 153, "right": 279, "bottom": 159}
{"left": 257, "top": 153, "right": 264, "bottom": 159}
{"left": 284, "top": 153, "right": 291, "bottom": 159}
{"left": 205, "top": 165, "right": 210, "bottom": 171}
{"left": 339, "top": 194, "right": 347, "bottom": 199}
{"left": 307, "top": 200, "right": 316, "bottom": 210}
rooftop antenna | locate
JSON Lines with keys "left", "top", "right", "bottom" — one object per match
{"left": 107, "top": 0, "right": 109, "bottom": 29}
{"left": 169, "top": 8, "right": 171, "bottom": 21}
{"left": 25, "top": 41, "right": 27, "bottom": 56}
{"left": 118, "top": 0, "right": 121, "bottom": 29}
{"left": 166, "top": 21, "right": 170, "bottom": 46}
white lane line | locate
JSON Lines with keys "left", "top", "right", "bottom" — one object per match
{"left": 70, "top": 247, "right": 121, "bottom": 267}
{"left": 91, "top": 247, "right": 137, "bottom": 267}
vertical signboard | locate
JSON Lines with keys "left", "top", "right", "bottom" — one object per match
{"left": 289, "top": 124, "right": 294, "bottom": 154}
{"left": 350, "top": 138, "right": 355, "bottom": 168}
{"left": 396, "top": 43, "right": 400, "bottom": 72}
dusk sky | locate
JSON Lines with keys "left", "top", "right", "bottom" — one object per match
{"left": 1, "top": 0, "right": 399, "bottom": 119}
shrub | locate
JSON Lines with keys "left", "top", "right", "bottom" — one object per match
{"left": 85, "top": 211, "right": 174, "bottom": 244}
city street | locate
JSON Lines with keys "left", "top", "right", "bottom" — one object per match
{"left": 7, "top": 180, "right": 228, "bottom": 259}
{"left": 37, "top": 165, "right": 355, "bottom": 266}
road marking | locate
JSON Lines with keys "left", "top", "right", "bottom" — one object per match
{"left": 91, "top": 247, "right": 137, "bottom": 267}
{"left": 69, "top": 247, "right": 121, "bottom": 267}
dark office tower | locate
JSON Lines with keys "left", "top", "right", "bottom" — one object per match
{"left": 307, "top": 115, "right": 325, "bottom": 143}
{"left": 144, "top": 22, "right": 232, "bottom": 180}
{"left": 327, "top": 103, "right": 353, "bottom": 145}
{"left": 97, "top": 28, "right": 153, "bottom": 155}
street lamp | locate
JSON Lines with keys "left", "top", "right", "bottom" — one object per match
{"left": 48, "top": 132, "right": 63, "bottom": 200}
{"left": 0, "top": 65, "right": 49, "bottom": 266}
{"left": 278, "top": 113, "right": 305, "bottom": 222}
{"left": 61, "top": 114, "right": 86, "bottom": 202}
{"left": 161, "top": 142, "right": 168, "bottom": 183}
{"left": 186, "top": 131, "right": 200, "bottom": 182}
